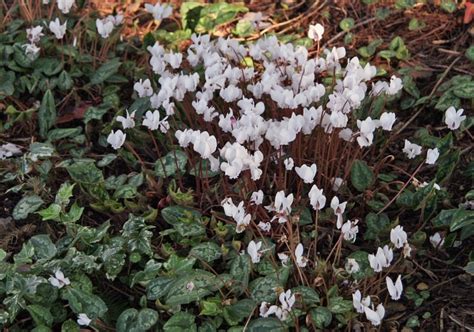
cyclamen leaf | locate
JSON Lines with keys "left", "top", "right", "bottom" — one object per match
{"left": 189, "top": 242, "right": 222, "bottom": 263}
{"left": 38, "top": 89, "right": 56, "bottom": 138}
{"left": 350, "top": 160, "right": 374, "bottom": 192}
{"left": 13, "top": 195, "right": 44, "bottom": 220}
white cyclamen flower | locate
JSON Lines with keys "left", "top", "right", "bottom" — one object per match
{"left": 145, "top": 3, "right": 173, "bottom": 21}
{"left": 295, "top": 243, "right": 308, "bottom": 268}
{"left": 364, "top": 304, "right": 385, "bottom": 326}
{"left": 368, "top": 245, "right": 393, "bottom": 272}
{"left": 378, "top": 112, "right": 396, "bottom": 131}
{"left": 279, "top": 289, "right": 296, "bottom": 312}
{"left": 308, "top": 23, "right": 324, "bottom": 41}
{"left": 142, "top": 110, "right": 169, "bottom": 133}
{"left": 96, "top": 18, "right": 114, "bottom": 38}
{"left": 295, "top": 163, "right": 317, "bottom": 184}
{"left": 278, "top": 253, "right": 289, "bottom": 265}
{"left": 341, "top": 219, "right": 359, "bottom": 242}
{"left": 330, "top": 196, "right": 347, "bottom": 229}
{"left": 284, "top": 157, "right": 294, "bottom": 170}
{"left": 48, "top": 270, "right": 70, "bottom": 289}
{"left": 250, "top": 190, "right": 264, "bottom": 205}
{"left": 116, "top": 110, "right": 136, "bottom": 129}
{"left": 49, "top": 18, "right": 67, "bottom": 39}
{"left": 107, "top": 130, "right": 126, "bottom": 150}
{"left": 258, "top": 222, "right": 271, "bottom": 232}
{"left": 345, "top": 258, "right": 360, "bottom": 274}
{"left": 308, "top": 185, "right": 326, "bottom": 210}
{"left": 352, "top": 290, "right": 371, "bottom": 313}
{"left": 332, "top": 177, "right": 344, "bottom": 192}
{"left": 247, "top": 240, "right": 263, "bottom": 263}
{"left": 386, "top": 275, "right": 403, "bottom": 300}
{"left": 429, "top": 232, "right": 444, "bottom": 248}
{"left": 57, "top": 0, "right": 74, "bottom": 14}
{"left": 425, "top": 148, "right": 439, "bottom": 165}
{"left": 444, "top": 106, "right": 466, "bottom": 130}
{"left": 403, "top": 139, "right": 422, "bottom": 159}
{"left": 27, "top": 26, "right": 44, "bottom": 44}
{"left": 390, "top": 225, "right": 408, "bottom": 249}
{"left": 77, "top": 313, "right": 91, "bottom": 326}
{"left": 134, "top": 78, "right": 153, "bottom": 97}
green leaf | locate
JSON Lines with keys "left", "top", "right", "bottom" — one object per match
{"left": 339, "top": 18, "right": 355, "bottom": 31}
{"left": 116, "top": 308, "right": 159, "bottom": 332}
{"left": 13, "top": 195, "right": 44, "bottom": 220}
{"left": 350, "top": 160, "right": 374, "bottom": 192}
{"left": 155, "top": 150, "right": 187, "bottom": 178}
{"left": 47, "top": 127, "right": 82, "bottom": 142}
{"left": 364, "top": 212, "right": 390, "bottom": 240}
{"left": 29, "top": 234, "right": 57, "bottom": 260}
{"left": 55, "top": 183, "right": 75, "bottom": 206}
{"left": 146, "top": 276, "right": 175, "bottom": 300}
{"left": 223, "top": 299, "right": 256, "bottom": 326}
{"left": 38, "top": 204, "right": 62, "bottom": 221}
{"left": 66, "top": 161, "right": 104, "bottom": 185}
{"left": 181, "top": 2, "right": 248, "bottom": 33}
{"left": 435, "top": 149, "right": 460, "bottom": 183}
{"left": 36, "top": 58, "right": 63, "bottom": 76}
{"left": 165, "top": 270, "right": 224, "bottom": 306}
{"left": 26, "top": 305, "right": 54, "bottom": 327}
{"left": 90, "top": 58, "right": 122, "bottom": 85}
{"left": 61, "top": 320, "right": 80, "bottom": 332}
{"left": 247, "top": 318, "right": 286, "bottom": 332}
{"left": 309, "top": 307, "right": 332, "bottom": 329}
{"left": 190, "top": 242, "right": 222, "bottom": 263}
{"left": 250, "top": 277, "right": 281, "bottom": 303}
{"left": 291, "top": 286, "right": 320, "bottom": 306}
{"left": 464, "top": 261, "right": 474, "bottom": 275}
{"left": 466, "top": 46, "right": 474, "bottom": 62}
{"left": 62, "top": 287, "right": 108, "bottom": 318}
{"left": 163, "top": 312, "right": 197, "bottom": 332}
{"left": 328, "top": 297, "right": 353, "bottom": 314}
{"left": 452, "top": 81, "right": 474, "bottom": 99}
{"left": 230, "top": 254, "right": 251, "bottom": 294}
{"left": 38, "top": 90, "right": 57, "bottom": 138}
{"left": 233, "top": 20, "right": 254, "bottom": 37}
{"left": 435, "top": 91, "right": 460, "bottom": 111}
{"left": 0, "top": 69, "right": 15, "bottom": 99}
{"left": 408, "top": 18, "right": 426, "bottom": 31}
{"left": 161, "top": 206, "right": 206, "bottom": 237}
{"left": 450, "top": 209, "right": 474, "bottom": 232}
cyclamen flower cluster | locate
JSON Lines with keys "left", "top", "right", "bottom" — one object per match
{"left": 96, "top": 14, "right": 123, "bottom": 39}
{"left": 222, "top": 198, "right": 252, "bottom": 233}
{"left": 24, "top": 26, "right": 44, "bottom": 59}
{"left": 260, "top": 289, "right": 295, "bottom": 321}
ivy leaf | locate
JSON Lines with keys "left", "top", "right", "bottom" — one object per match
{"left": 350, "top": 160, "right": 374, "bottom": 192}
{"left": 13, "top": 195, "right": 44, "bottom": 220}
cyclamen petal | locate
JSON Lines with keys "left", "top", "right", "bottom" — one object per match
{"left": 386, "top": 275, "right": 403, "bottom": 300}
